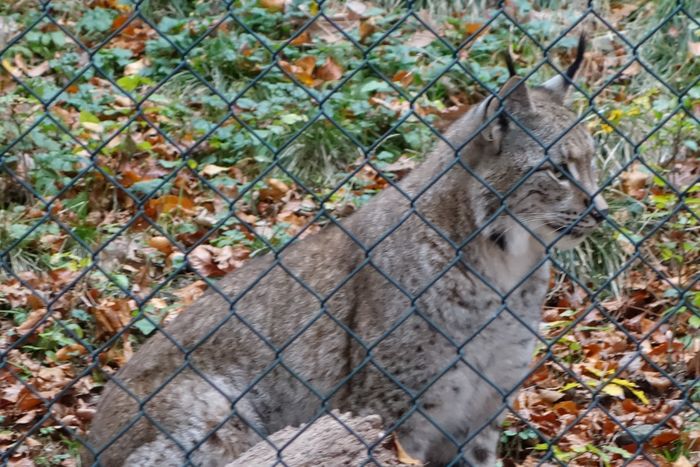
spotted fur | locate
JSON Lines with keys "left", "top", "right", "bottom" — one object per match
{"left": 83, "top": 37, "right": 606, "bottom": 467}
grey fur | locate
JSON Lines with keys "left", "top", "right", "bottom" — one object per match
{"left": 83, "top": 45, "right": 606, "bottom": 467}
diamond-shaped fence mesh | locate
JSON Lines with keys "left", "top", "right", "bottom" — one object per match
{"left": 1, "top": 1, "right": 698, "bottom": 466}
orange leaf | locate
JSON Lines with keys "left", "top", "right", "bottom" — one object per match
{"left": 553, "top": 400, "right": 579, "bottom": 415}
{"left": 119, "top": 169, "right": 142, "bottom": 188}
{"left": 359, "top": 20, "right": 376, "bottom": 41}
{"left": 464, "top": 22, "right": 483, "bottom": 35}
{"left": 15, "top": 309, "right": 48, "bottom": 335}
{"left": 111, "top": 13, "right": 130, "bottom": 32}
{"left": 290, "top": 31, "right": 311, "bottom": 46}
{"left": 392, "top": 70, "right": 413, "bottom": 87}
{"left": 151, "top": 194, "right": 195, "bottom": 214}
{"left": 650, "top": 431, "right": 680, "bottom": 448}
{"left": 260, "top": 0, "right": 285, "bottom": 12}
{"left": 148, "top": 236, "right": 173, "bottom": 255}
{"left": 17, "top": 388, "right": 43, "bottom": 411}
{"left": 315, "top": 57, "right": 343, "bottom": 82}
{"left": 56, "top": 344, "right": 88, "bottom": 361}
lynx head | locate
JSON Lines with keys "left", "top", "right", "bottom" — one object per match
{"left": 468, "top": 35, "right": 608, "bottom": 250}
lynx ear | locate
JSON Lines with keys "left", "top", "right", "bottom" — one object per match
{"left": 478, "top": 76, "right": 532, "bottom": 145}
{"left": 541, "top": 34, "right": 586, "bottom": 102}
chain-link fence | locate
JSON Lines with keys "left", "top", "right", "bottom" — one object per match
{"left": 1, "top": 0, "right": 698, "bottom": 466}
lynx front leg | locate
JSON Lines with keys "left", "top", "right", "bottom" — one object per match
{"left": 460, "top": 422, "right": 502, "bottom": 466}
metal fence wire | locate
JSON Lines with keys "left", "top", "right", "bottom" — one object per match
{"left": 1, "top": 0, "right": 699, "bottom": 466}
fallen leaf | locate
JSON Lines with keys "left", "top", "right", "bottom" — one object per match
{"left": 316, "top": 56, "right": 343, "bottom": 81}
{"left": 15, "top": 410, "right": 37, "bottom": 425}
{"left": 553, "top": 400, "right": 579, "bottom": 415}
{"left": 463, "top": 22, "right": 483, "bottom": 35}
{"left": 26, "top": 61, "right": 50, "bottom": 78}
{"left": 359, "top": 20, "right": 376, "bottom": 41}
{"left": 260, "top": 0, "right": 285, "bottom": 12}
{"left": 55, "top": 344, "right": 88, "bottom": 361}
{"left": 1, "top": 58, "right": 19, "bottom": 76}
{"left": 394, "top": 435, "right": 423, "bottom": 465}
{"left": 290, "top": 31, "right": 311, "bottom": 46}
{"left": 649, "top": 431, "right": 680, "bottom": 447}
{"left": 15, "top": 309, "right": 48, "bottom": 335}
{"left": 124, "top": 57, "right": 149, "bottom": 76}
{"left": 17, "top": 388, "right": 43, "bottom": 411}
{"left": 392, "top": 70, "right": 413, "bottom": 87}
{"left": 149, "top": 195, "right": 195, "bottom": 214}
{"left": 346, "top": 1, "right": 367, "bottom": 18}
{"left": 188, "top": 245, "right": 227, "bottom": 277}
{"left": 148, "top": 236, "right": 173, "bottom": 255}
{"left": 538, "top": 389, "right": 565, "bottom": 404}
{"left": 259, "top": 178, "right": 290, "bottom": 201}
{"left": 602, "top": 383, "right": 625, "bottom": 398}
{"left": 407, "top": 30, "right": 436, "bottom": 48}
{"left": 81, "top": 121, "right": 104, "bottom": 133}
{"left": 173, "top": 280, "right": 207, "bottom": 306}
{"left": 382, "top": 156, "right": 416, "bottom": 173}
{"left": 673, "top": 455, "right": 693, "bottom": 467}
{"left": 621, "top": 168, "right": 650, "bottom": 199}
{"left": 622, "top": 61, "right": 642, "bottom": 78}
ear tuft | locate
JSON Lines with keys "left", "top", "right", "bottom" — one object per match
{"left": 504, "top": 50, "right": 517, "bottom": 77}
{"left": 540, "top": 33, "right": 587, "bottom": 102}
{"left": 565, "top": 33, "right": 586, "bottom": 81}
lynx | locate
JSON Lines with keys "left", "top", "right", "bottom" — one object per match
{"left": 83, "top": 36, "right": 607, "bottom": 466}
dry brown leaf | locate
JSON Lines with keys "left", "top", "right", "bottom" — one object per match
{"left": 316, "top": 56, "right": 343, "bottom": 81}
{"left": 1, "top": 382, "right": 23, "bottom": 404}
{"left": 553, "top": 400, "right": 579, "bottom": 415}
{"left": 17, "top": 387, "right": 43, "bottom": 411}
{"left": 290, "top": 30, "right": 311, "bottom": 46}
{"left": 382, "top": 156, "right": 416, "bottom": 174}
{"left": 189, "top": 245, "right": 227, "bottom": 277}
{"left": 463, "top": 22, "right": 483, "bottom": 35}
{"left": 174, "top": 280, "right": 207, "bottom": 306}
{"left": 359, "top": 20, "right": 376, "bottom": 41}
{"left": 392, "top": 70, "right": 413, "bottom": 87}
{"left": 622, "top": 61, "right": 642, "bottom": 78}
{"left": 407, "top": 30, "right": 436, "bottom": 48}
{"left": 15, "top": 309, "right": 48, "bottom": 335}
{"left": 621, "top": 168, "right": 650, "bottom": 199}
{"left": 394, "top": 435, "right": 423, "bottom": 465}
{"left": 346, "top": 1, "right": 367, "bottom": 18}
{"left": 92, "top": 299, "right": 132, "bottom": 335}
{"left": 25, "top": 61, "right": 49, "bottom": 78}
{"left": 260, "top": 0, "right": 285, "bottom": 12}
{"left": 650, "top": 431, "right": 680, "bottom": 447}
{"left": 148, "top": 194, "right": 195, "bottom": 215}
{"left": 14, "top": 410, "right": 37, "bottom": 425}
{"left": 538, "top": 389, "right": 565, "bottom": 404}
{"left": 124, "top": 57, "right": 149, "bottom": 76}
{"left": 279, "top": 57, "right": 316, "bottom": 86}
{"left": 148, "top": 236, "right": 173, "bottom": 255}
{"left": 673, "top": 456, "right": 693, "bottom": 467}
{"left": 215, "top": 246, "right": 250, "bottom": 272}
{"left": 55, "top": 344, "right": 88, "bottom": 361}
{"left": 259, "top": 178, "right": 290, "bottom": 201}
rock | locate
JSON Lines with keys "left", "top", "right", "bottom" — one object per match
{"left": 227, "top": 410, "right": 416, "bottom": 466}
